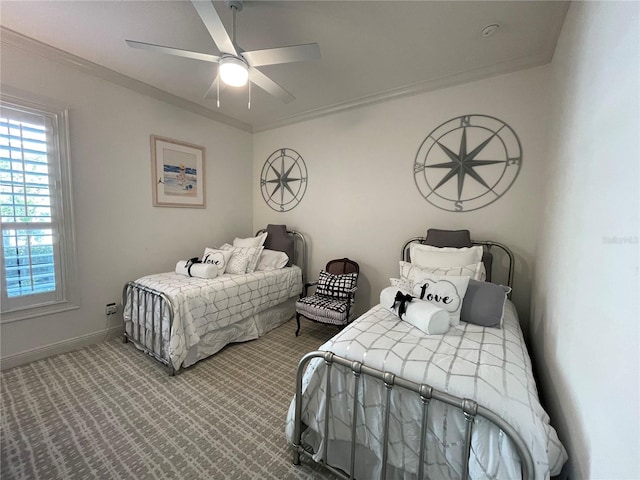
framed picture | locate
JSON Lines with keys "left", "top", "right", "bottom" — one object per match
{"left": 151, "top": 135, "right": 206, "bottom": 208}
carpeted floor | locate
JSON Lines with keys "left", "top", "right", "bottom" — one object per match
{"left": 0, "top": 318, "right": 340, "bottom": 480}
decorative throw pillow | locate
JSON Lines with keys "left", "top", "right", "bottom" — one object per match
{"left": 263, "top": 224, "right": 294, "bottom": 267}
{"left": 202, "top": 248, "right": 233, "bottom": 273}
{"left": 220, "top": 244, "right": 263, "bottom": 273}
{"left": 400, "top": 261, "right": 484, "bottom": 283}
{"left": 460, "top": 279, "right": 511, "bottom": 328}
{"left": 315, "top": 270, "right": 358, "bottom": 299}
{"left": 409, "top": 244, "right": 483, "bottom": 269}
{"left": 410, "top": 274, "right": 470, "bottom": 326}
{"left": 255, "top": 249, "right": 289, "bottom": 271}
{"left": 478, "top": 262, "right": 487, "bottom": 282}
{"left": 390, "top": 277, "right": 413, "bottom": 294}
{"left": 233, "top": 231, "right": 268, "bottom": 249}
{"left": 223, "top": 250, "right": 252, "bottom": 275}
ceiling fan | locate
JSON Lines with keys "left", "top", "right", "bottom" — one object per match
{"left": 126, "top": 0, "right": 321, "bottom": 106}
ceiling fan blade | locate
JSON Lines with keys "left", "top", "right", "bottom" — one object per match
{"left": 249, "top": 68, "right": 295, "bottom": 104}
{"left": 242, "top": 43, "right": 321, "bottom": 67}
{"left": 126, "top": 40, "right": 220, "bottom": 63}
{"left": 190, "top": 0, "right": 238, "bottom": 56}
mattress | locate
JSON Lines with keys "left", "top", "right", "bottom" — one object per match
{"left": 285, "top": 300, "right": 567, "bottom": 479}
{"left": 124, "top": 265, "right": 302, "bottom": 369}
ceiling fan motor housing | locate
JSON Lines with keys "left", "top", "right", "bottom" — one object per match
{"left": 219, "top": 55, "right": 249, "bottom": 86}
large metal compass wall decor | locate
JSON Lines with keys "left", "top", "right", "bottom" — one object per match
{"left": 260, "top": 148, "right": 308, "bottom": 212}
{"left": 413, "top": 114, "right": 522, "bottom": 212}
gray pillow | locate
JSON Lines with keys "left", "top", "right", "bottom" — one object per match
{"left": 424, "top": 229, "right": 472, "bottom": 248}
{"left": 460, "top": 279, "right": 511, "bottom": 328}
{"left": 264, "top": 224, "right": 294, "bottom": 267}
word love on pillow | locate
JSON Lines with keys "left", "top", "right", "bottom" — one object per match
{"left": 411, "top": 275, "right": 469, "bottom": 326}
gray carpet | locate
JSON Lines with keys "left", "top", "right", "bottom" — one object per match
{"left": 0, "top": 318, "right": 340, "bottom": 480}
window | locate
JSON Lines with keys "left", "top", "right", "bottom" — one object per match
{"left": 0, "top": 96, "right": 78, "bottom": 321}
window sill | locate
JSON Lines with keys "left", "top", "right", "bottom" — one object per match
{"left": 1, "top": 302, "right": 80, "bottom": 324}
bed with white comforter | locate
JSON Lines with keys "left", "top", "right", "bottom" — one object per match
{"left": 285, "top": 300, "right": 567, "bottom": 479}
{"left": 124, "top": 265, "right": 302, "bottom": 371}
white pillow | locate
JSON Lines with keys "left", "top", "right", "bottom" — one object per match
{"left": 410, "top": 274, "right": 470, "bottom": 326}
{"left": 410, "top": 244, "right": 483, "bottom": 268}
{"left": 202, "top": 248, "right": 233, "bottom": 273}
{"left": 389, "top": 277, "right": 413, "bottom": 294}
{"left": 220, "top": 244, "right": 263, "bottom": 273}
{"left": 233, "top": 232, "right": 267, "bottom": 249}
{"left": 400, "top": 261, "right": 484, "bottom": 282}
{"left": 255, "top": 249, "right": 289, "bottom": 271}
{"left": 223, "top": 250, "right": 251, "bottom": 275}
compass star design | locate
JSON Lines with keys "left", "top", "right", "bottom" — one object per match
{"left": 414, "top": 115, "right": 522, "bottom": 212}
{"left": 260, "top": 148, "right": 308, "bottom": 212}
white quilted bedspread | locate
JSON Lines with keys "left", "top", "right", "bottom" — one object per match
{"left": 286, "top": 301, "right": 567, "bottom": 479}
{"left": 124, "top": 266, "right": 302, "bottom": 369}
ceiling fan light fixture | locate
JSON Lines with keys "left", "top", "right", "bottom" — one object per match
{"left": 219, "top": 56, "right": 249, "bottom": 87}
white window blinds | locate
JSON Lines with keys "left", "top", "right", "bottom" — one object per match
{"left": 0, "top": 97, "right": 77, "bottom": 320}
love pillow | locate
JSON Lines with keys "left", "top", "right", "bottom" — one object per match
{"left": 202, "top": 248, "right": 233, "bottom": 274}
{"left": 411, "top": 274, "right": 470, "bottom": 326}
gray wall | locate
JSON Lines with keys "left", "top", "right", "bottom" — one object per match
{"left": 0, "top": 41, "right": 254, "bottom": 364}
{"left": 253, "top": 65, "right": 551, "bottom": 330}
{"left": 531, "top": 2, "right": 639, "bottom": 479}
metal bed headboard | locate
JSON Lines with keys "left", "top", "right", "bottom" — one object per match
{"left": 256, "top": 228, "right": 307, "bottom": 284}
{"left": 401, "top": 236, "right": 515, "bottom": 296}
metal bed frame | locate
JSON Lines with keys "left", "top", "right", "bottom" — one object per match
{"left": 291, "top": 235, "right": 533, "bottom": 479}
{"left": 292, "top": 351, "right": 534, "bottom": 480}
{"left": 122, "top": 229, "right": 306, "bottom": 376}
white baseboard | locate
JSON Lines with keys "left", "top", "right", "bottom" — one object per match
{"left": 1, "top": 325, "right": 124, "bottom": 371}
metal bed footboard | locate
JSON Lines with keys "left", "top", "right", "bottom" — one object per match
{"left": 122, "top": 281, "right": 176, "bottom": 376}
{"left": 292, "top": 351, "right": 534, "bottom": 480}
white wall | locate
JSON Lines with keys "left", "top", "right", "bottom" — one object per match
{"left": 253, "top": 66, "right": 551, "bottom": 328}
{"left": 0, "top": 43, "right": 254, "bottom": 364}
{"left": 531, "top": 2, "right": 640, "bottom": 479}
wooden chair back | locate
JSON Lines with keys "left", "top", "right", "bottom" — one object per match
{"left": 325, "top": 258, "right": 359, "bottom": 276}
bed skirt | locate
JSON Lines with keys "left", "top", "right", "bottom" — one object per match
{"left": 181, "top": 297, "right": 297, "bottom": 368}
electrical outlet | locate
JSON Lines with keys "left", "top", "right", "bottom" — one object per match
{"left": 105, "top": 303, "right": 117, "bottom": 315}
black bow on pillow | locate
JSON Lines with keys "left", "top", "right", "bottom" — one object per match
{"left": 391, "top": 291, "right": 414, "bottom": 319}
{"left": 185, "top": 257, "right": 202, "bottom": 277}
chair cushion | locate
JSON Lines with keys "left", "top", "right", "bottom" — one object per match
{"left": 296, "top": 295, "right": 351, "bottom": 325}
{"left": 316, "top": 270, "right": 358, "bottom": 298}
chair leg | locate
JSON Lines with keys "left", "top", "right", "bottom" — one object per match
{"left": 295, "top": 313, "right": 301, "bottom": 337}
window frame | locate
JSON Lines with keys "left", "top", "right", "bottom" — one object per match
{"left": 0, "top": 94, "right": 79, "bottom": 323}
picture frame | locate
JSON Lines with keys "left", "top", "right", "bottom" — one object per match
{"left": 151, "top": 135, "right": 206, "bottom": 208}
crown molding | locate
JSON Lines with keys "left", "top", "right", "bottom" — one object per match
{"left": 253, "top": 1, "right": 569, "bottom": 133}
{"left": 0, "top": 27, "right": 253, "bottom": 133}
{"left": 2, "top": 2, "right": 566, "bottom": 136}
{"left": 253, "top": 50, "right": 552, "bottom": 133}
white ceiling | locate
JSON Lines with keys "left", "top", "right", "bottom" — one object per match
{"left": 0, "top": 1, "right": 569, "bottom": 132}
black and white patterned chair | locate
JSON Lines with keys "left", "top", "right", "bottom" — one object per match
{"left": 295, "top": 258, "right": 359, "bottom": 336}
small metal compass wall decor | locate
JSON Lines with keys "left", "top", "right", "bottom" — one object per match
{"left": 260, "top": 148, "right": 308, "bottom": 212}
{"left": 413, "top": 114, "right": 522, "bottom": 212}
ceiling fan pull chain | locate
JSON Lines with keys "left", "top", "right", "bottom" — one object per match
{"left": 248, "top": 79, "right": 251, "bottom": 109}
{"left": 217, "top": 77, "right": 220, "bottom": 108}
